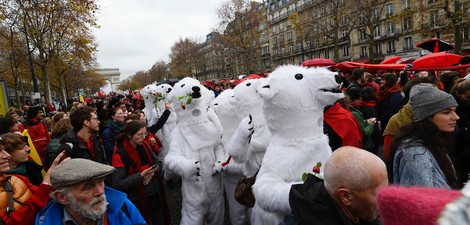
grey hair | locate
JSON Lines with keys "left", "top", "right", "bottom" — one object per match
{"left": 324, "top": 147, "right": 386, "bottom": 194}
{"left": 49, "top": 187, "right": 69, "bottom": 202}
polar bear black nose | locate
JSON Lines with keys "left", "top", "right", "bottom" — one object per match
{"left": 192, "top": 86, "right": 200, "bottom": 92}
{"left": 167, "top": 88, "right": 172, "bottom": 93}
{"left": 295, "top": 74, "right": 303, "bottom": 80}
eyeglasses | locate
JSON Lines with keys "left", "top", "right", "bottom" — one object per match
{"left": 135, "top": 132, "right": 149, "bottom": 137}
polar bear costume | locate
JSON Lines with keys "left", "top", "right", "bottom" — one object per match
{"left": 140, "top": 84, "right": 160, "bottom": 127}
{"left": 253, "top": 65, "right": 344, "bottom": 224}
{"left": 164, "top": 77, "right": 225, "bottom": 225}
{"left": 211, "top": 89, "right": 249, "bottom": 225}
{"left": 227, "top": 78, "right": 274, "bottom": 224}
{"left": 154, "top": 84, "right": 177, "bottom": 159}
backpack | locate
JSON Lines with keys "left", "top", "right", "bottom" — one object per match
{"left": 44, "top": 139, "right": 72, "bottom": 169}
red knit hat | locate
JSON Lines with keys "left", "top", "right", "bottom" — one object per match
{"left": 377, "top": 186, "right": 461, "bottom": 225}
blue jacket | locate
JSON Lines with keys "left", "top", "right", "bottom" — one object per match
{"left": 35, "top": 186, "right": 146, "bottom": 225}
{"left": 392, "top": 139, "right": 451, "bottom": 189}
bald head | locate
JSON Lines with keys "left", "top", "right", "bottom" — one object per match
{"left": 324, "top": 146, "right": 387, "bottom": 193}
{"left": 324, "top": 146, "right": 388, "bottom": 221}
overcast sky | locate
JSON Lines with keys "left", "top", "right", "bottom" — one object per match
{"left": 93, "top": 0, "right": 254, "bottom": 81}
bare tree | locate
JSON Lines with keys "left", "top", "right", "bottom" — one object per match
{"left": 216, "top": 0, "right": 265, "bottom": 75}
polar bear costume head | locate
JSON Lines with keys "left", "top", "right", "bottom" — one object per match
{"left": 140, "top": 83, "right": 160, "bottom": 124}
{"left": 233, "top": 78, "right": 266, "bottom": 121}
{"left": 257, "top": 65, "right": 343, "bottom": 139}
{"left": 166, "top": 77, "right": 213, "bottom": 124}
{"left": 211, "top": 89, "right": 240, "bottom": 128}
{"left": 154, "top": 83, "right": 173, "bottom": 109}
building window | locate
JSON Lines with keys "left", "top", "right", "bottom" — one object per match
{"left": 374, "top": 26, "right": 381, "bottom": 38}
{"left": 272, "top": 25, "right": 277, "bottom": 34}
{"left": 273, "top": 37, "right": 277, "bottom": 45}
{"left": 343, "top": 46, "right": 350, "bottom": 56}
{"left": 403, "top": 17, "right": 412, "bottom": 31}
{"left": 297, "top": 43, "right": 302, "bottom": 51}
{"left": 386, "top": 22, "right": 395, "bottom": 34}
{"left": 323, "top": 50, "right": 329, "bottom": 58}
{"left": 373, "top": 8, "right": 380, "bottom": 19}
{"left": 359, "top": 14, "right": 365, "bottom": 24}
{"left": 280, "top": 34, "right": 285, "bottom": 43}
{"left": 387, "top": 41, "right": 396, "bottom": 53}
{"left": 280, "top": 22, "right": 284, "bottom": 31}
{"left": 287, "top": 32, "right": 292, "bottom": 41}
{"left": 281, "top": 47, "right": 285, "bottom": 55}
{"left": 385, "top": 3, "right": 394, "bottom": 16}
{"left": 430, "top": 11, "right": 439, "bottom": 27}
{"left": 374, "top": 43, "right": 382, "bottom": 54}
{"left": 359, "top": 29, "right": 367, "bottom": 41}
{"left": 289, "top": 45, "right": 294, "bottom": 53}
{"left": 360, "top": 46, "right": 368, "bottom": 58}
{"left": 404, "top": 37, "right": 413, "bottom": 50}
{"left": 342, "top": 29, "right": 347, "bottom": 38}
{"left": 402, "top": 0, "right": 411, "bottom": 9}
{"left": 428, "top": 0, "right": 436, "bottom": 4}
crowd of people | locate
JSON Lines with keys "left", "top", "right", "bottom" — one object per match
{"left": 0, "top": 63, "right": 470, "bottom": 225}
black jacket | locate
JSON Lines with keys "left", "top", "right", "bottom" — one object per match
{"left": 57, "top": 129, "right": 108, "bottom": 165}
{"left": 289, "top": 174, "right": 382, "bottom": 225}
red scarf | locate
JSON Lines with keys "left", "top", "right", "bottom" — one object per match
{"left": 377, "top": 83, "right": 401, "bottom": 102}
{"left": 324, "top": 103, "right": 363, "bottom": 148}
{"left": 122, "top": 139, "right": 152, "bottom": 221}
{"left": 359, "top": 100, "right": 377, "bottom": 107}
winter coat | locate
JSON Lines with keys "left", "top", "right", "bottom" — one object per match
{"left": 6, "top": 161, "right": 44, "bottom": 186}
{"left": 35, "top": 186, "right": 146, "bottom": 225}
{"left": 102, "top": 120, "right": 125, "bottom": 162}
{"left": 18, "top": 120, "right": 50, "bottom": 164}
{"left": 1, "top": 175, "right": 53, "bottom": 225}
{"left": 53, "top": 129, "right": 107, "bottom": 165}
{"left": 453, "top": 96, "right": 470, "bottom": 185}
{"left": 288, "top": 173, "right": 381, "bottom": 225}
{"left": 349, "top": 106, "right": 375, "bottom": 152}
{"left": 377, "top": 90, "right": 403, "bottom": 131}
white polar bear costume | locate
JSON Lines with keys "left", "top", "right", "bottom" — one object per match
{"left": 226, "top": 78, "right": 274, "bottom": 225}
{"left": 164, "top": 77, "right": 225, "bottom": 225}
{"left": 154, "top": 84, "right": 177, "bottom": 159}
{"left": 211, "top": 89, "right": 249, "bottom": 225}
{"left": 140, "top": 84, "right": 160, "bottom": 127}
{"left": 253, "top": 65, "right": 344, "bottom": 224}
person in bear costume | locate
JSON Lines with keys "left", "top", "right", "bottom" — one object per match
{"left": 154, "top": 83, "right": 178, "bottom": 180}
{"left": 211, "top": 89, "right": 250, "bottom": 225}
{"left": 164, "top": 77, "right": 225, "bottom": 225}
{"left": 140, "top": 84, "right": 160, "bottom": 127}
{"left": 253, "top": 65, "right": 344, "bottom": 224}
{"left": 227, "top": 78, "right": 273, "bottom": 224}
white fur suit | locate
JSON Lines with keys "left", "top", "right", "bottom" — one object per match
{"left": 227, "top": 79, "right": 275, "bottom": 225}
{"left": 253, "top": 65, "right": 345, "bottom": 224}
{"left": 164, "top": 78, "right": 225, "bottom": 225}
{"left": 211, "top": 89, "right": 249, "bottom": 225}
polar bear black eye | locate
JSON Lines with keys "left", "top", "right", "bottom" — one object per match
{"left": 295, "top": 74, "right": 303, "bottom": 80}
{"left": 246, "top": 83, "right": 251, "bottom": 86}
{"left": 181, "top": 84, "right": 185, "bottom": 88}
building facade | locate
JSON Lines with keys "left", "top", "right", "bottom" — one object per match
{"left": 198, "top": 0, "right": 470, "bottom": 80}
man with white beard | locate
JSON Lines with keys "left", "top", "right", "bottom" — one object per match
{"left": 35, "top": 158, "right": 146, "bottom": 225}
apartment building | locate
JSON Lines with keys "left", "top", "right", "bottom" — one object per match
{"left": 198, "top": 0, "right": 469, "bottom": 79}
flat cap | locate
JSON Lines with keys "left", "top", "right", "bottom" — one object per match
{"left": 50, "top": 158, "right": 115, "bottom": 190}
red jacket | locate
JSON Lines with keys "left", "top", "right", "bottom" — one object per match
{"left": 18, "top": 120, "right": 51, "bottom": 165}
{"left": 0, "top": 175, "right": 53, "bottom": 225}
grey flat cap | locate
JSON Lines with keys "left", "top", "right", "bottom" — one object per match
{"left": 50, "top": 158, "right": 115, "bottom": 190}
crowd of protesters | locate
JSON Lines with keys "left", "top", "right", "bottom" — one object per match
{"left": 1, "top": 60, "right": 470, "bottom": 225}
